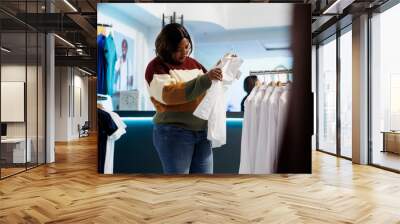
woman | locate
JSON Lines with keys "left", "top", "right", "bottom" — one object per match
{"left": 241, "top": 75, "right": 259, "bottom": 112}
{"left": 145, "top": 23, "right": 222, "bottom": 174}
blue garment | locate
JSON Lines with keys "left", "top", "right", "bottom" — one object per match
{"left": 97, "top": 35, "right": 107, "bottom": 94}
{"left": 104, "top": 34, "right": 117, "bottom": 96}
{"left": 153, "top": 124, "right": 213, "bottom": 174}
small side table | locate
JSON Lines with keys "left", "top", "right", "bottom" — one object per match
{"left": 381, "top": 131, "right": 400, "bottom": 154}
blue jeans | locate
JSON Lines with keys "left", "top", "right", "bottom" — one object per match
{"left": 153, "top": 124, "right": 213, "bottom": 174}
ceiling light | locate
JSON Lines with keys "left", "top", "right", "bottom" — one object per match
{"left": 78, "top": 67, "right": 92, "bottom": 76}
{"left": 63, "top": 0, "right": 78, "bottom": 12}
{"left": 54, "top": 34, "right": 75, "bottom": 48}
{"left": 1, "top": 47, "right": 11, "bottom": 53}
{"left": 322, "top": 0, "right": 355, "bottom": 15}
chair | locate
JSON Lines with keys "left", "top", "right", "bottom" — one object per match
{"left": 78, "top": 121, "right": 90, "bottom": 138}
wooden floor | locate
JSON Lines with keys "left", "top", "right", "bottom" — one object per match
{"left": 1, "top": 135, "right": 400, "bottom": 223}
{"left": 372, "top": 150, "right": 400, "bottom": 171}
{"left": 1, "top": 167, "right": 26, "bottom": 178}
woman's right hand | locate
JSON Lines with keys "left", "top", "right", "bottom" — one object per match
{"left": 206, "top": 68, "right": 222, "bottom": 81}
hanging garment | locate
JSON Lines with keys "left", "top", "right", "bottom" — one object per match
{"left": 239, "top": 83, "right": 269, "bottom": 174}
{"left": 104, "top": 110, "right": 127, "bottom": 174}
{"left": 97, "top": 34, "right": 107, "bottom": 95}
{"left": 239, "top": 85, "right": 259, "bottom": 173}
{"left": 104, "top": 34, "right": 117, "bottom": 96}
{"left": 97, "top": 94, "right": 113, "bottom": 111}
{"left": 97, "top": 109, "right": 118, "bottom": 174}
{"left": 262, "top": 86, "right": 285, "bottom": 173}
{"left": 193, "top": 54, "right": 243, "bottom": 148}
{"left": 247, "top": 84, "right": 267, "bottom": 172}
{"left": 273, "top": 85, "right": 291, "bottom": 172}
{"left": 254, "top": 85, "right": 275, "bottom": 174}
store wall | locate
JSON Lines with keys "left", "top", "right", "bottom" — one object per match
{"left": 55, "top": 67, "right": 89, "bottom": 141}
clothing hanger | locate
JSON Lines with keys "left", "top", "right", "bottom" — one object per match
{"left": 97, "top": 103, "right": 104, "bottom": 110}
{"left": 276, "top": 74, "right": 284, "bottom": 87}
{"left": 97, "top": 26, "right": 105, "bottom": 36}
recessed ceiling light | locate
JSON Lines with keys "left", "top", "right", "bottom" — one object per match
{"left": 54, "top": 34, "right": 75, "bottom": 48}
{"left": 63, "top": 0, "right": 78, "bottom": 12}
{"left": 1, "top": 47, "right": 11, "bottom": 53}
{"left": 323, "top": 0, "right": 355, "bottom": 15}
{"left": 78, "top": 67, "right": 92, "bottom": 76}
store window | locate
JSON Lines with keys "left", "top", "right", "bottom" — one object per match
{"left": 371, "top": 2, "right": 400, "bottom": 171}
{"left": 0, "top": 1, "right": 46, "bottom": 179}
{"left": 340, "top": 29, "right": 352, "bottom": 158}
{"left": 317, "top": 36, "right": 337, "bottom": 154}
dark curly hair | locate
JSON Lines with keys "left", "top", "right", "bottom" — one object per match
{"left": 155, "top": 23, "right": 193, "bottom": 63}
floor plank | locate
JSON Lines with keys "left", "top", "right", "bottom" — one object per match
{"left": 0, "top": 135, "right": 399, "bottom": 223}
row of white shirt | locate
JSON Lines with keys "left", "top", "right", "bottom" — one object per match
{"left": 239, "top": 83, "right": 291, "bottom": 174}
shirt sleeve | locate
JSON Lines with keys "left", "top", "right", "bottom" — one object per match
{"left": 145, "top": 61, "right": 212, "bottom": 105}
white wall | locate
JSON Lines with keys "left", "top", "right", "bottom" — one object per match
{"left": 72, "top": 73, "right": 89, "bottom": 139}
{"left": 134, "top": 3, "right": 292, "bottom": 30}
{"left": 55, "top": 67, "right": 70, "bottom": 141}
{"left": 312, "top": 45, "right": 317, "bottom": 150}
{"left": 54, "top": 67, "right": 89, "bottom": 141}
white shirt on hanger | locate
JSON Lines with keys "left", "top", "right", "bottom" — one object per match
{"left": 264, "top": 86, "right": 285, "bottom": 173}
{"left": 193, "top": 54, "right": 243, "bottom": 148}
{"left": 103, "top": 110, "right": 127, "bottom": 174}
{"left": 239, "top": 85, "right": 259, "bottom": 173}
{"left": 254, "top": 85, "right": 275, "bottom": 174}
{"left": 239, "top": 84, "right": 267, "bottom": 174}
{"left": 274, "top": 85, "right": 291, "bottom": 172}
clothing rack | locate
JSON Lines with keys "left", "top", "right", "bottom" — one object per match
{"left": 249, "top": 69, "right": 292, "bottom": 75}
{"left": 249, "top": 69, "right": 293, "bottom": 82}
{"left": 97, "top": 95, "right": 108, "bottom": 101}
{"left": 97, "top": 23, "right": 112, "bottom": 27}
{"left": 162, "top": 12, "right": 184, "bottom": 27}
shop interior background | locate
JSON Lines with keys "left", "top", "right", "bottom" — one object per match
{"left": 97, "top": 3, "right": 293, "bottom": 112}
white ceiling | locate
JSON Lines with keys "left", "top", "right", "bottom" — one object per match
{"left": 99, "top": 3, "right": 293, "bottom": 59}
{"left": 105, "top": 3, "right": 293, "bottom": 31}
